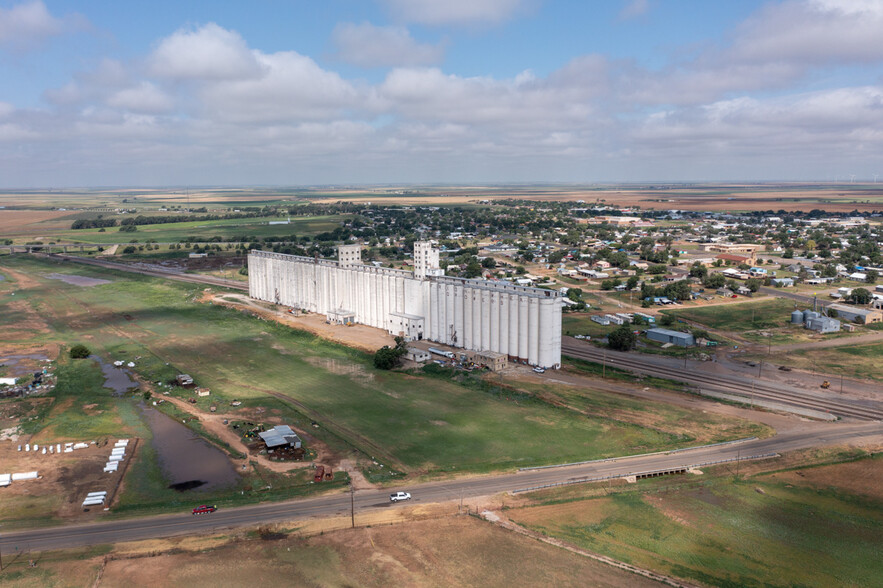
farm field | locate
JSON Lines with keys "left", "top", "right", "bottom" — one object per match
{"left": 508, "top": 451, "right": 883, "bottom": 588}
{"left": 0, "top": 256, "right": 763, "bottom": 485}
{"left": 18, "top": 214, "right": 349, "bottom": 245}
{"left": 0, "top": 515, "right": 661, "bottom": 588}
{"left": 761, "top": 342, "right": 883, "bottom": 382}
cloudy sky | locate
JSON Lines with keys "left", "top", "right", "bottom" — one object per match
{"left": 2, "top": 0, "right": 883, "bottom": 187}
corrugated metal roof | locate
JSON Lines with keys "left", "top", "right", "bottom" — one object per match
{"left": 259, "top": 425, "right": 301, "bottom": 448}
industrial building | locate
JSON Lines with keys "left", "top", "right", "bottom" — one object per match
{"left": 793, "top": 309, "right": 841, "bottom": 333}
{"left": 827, "top": 303, "right": 883, "bottom": 324}
{"left": 646, "top": 328, "right": 695, "bottom": 347}
{"left": 248, "top": 242, "right": 562, "bottom": 368}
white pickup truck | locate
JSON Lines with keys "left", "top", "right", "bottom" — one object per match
{"left": 389, "top": 491, "right": 411, "bottom": 502}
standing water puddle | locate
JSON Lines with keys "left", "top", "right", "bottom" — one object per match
{"left": 139, "top": 405, "right": 238, "bottom": 492}
{"left": 92, "top": 356, "right": 139, "bottom": 397}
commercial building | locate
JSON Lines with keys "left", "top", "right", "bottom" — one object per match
{"left": 646, "top": 328, "right": 695, "bottom": 347}
{"left": 248, "top": 243, "right": 562, "bottom": 368}
{"left": 827, "top": 303, "right": 883, "bottom": 324}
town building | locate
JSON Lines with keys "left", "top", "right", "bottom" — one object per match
{"left": 827, "top": 303, "right": 883, "bottom": 324}
{"left": 646, "top": 328, "right": 695, "bottom": 347}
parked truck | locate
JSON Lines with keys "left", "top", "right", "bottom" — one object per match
{"left": 428, "top": 347, "right": 455, "bottom": 359}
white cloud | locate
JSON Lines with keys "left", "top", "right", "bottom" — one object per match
{"left": 0, "top": 0, "right": 66, "bottom": 49}
{"left": 199, "top": 50, "right": 360, "bottom": 123}
{"left": 731, "top": 0, "right": 883, "bottom": 64}
{"left": 107, "top": 82, "right": 174, "bottom": 114}
{"left": 0, "top": 102, "right": 14, "bottom": 117}
{"left": 619, "top": 0, "right": 649, "bottom": 20}
{"left": 147, "top": 23, "right": 262, "bottom": 80}
{"left": 331, "top": 22, "right": 444, "bottom": 67}
{"left": 382, "top": 0, "right": 531, "bottom": 26}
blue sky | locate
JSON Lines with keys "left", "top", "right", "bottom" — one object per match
{"left": 1, "top": 0, "right": 882, "bottom": 187}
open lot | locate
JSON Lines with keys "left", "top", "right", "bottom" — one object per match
{"left": 0, "top": 514, "right": 661, "bottom": 588}
{"left": 508, "top": 450, "right": 883, "bottom": 588}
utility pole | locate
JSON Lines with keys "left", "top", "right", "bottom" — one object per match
{"left": 758, "top": 359, "right": 763, "bottom": 378}
{"left": 602, "top": 347, "right": 606, "bottom": 378}
{"left": 840, "top": 370, "right": 844, "bottom": 394}
{"left": 350, "top": 482, "right": 355, "bottom": 529}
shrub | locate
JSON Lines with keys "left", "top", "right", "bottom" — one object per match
{"left": 69, "top": 344, "right": 91, "bottom": 359}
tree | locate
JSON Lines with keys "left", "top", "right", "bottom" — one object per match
{"left": 659, "top": 314, "right": 675, "bottom": 327}
{"left": 607, "top": 325, "right": 636, "bottom": 351}
{"left": 745, "top": 278, "right": 761, "bottom": 293}
{"left": 566, "top": 288, "right": 583, "bottom": 302}
{"left": 373, "top": 336, "right": 408, "bottom": 370}
{"left": 848, "top": 288, "right": 872, "bottom": 305}
{"left": 689, "top": 263, "right": 708, "bottom": 279}
{"left": 703, "top": 273, "right": 726, "bottom": 289}
{"left": 463, "top": 260, "right": 483, "bottom": 278}
{"left": 626, "top": 275, "right": 640, "bottom": 290}
{"left": 866, "top": 270, "right": 879, "bottom": 284}
{"left": 481, "top": 257, "right": 496, "bottom": 269}
{"left": 69, "top": 344, "right": 91, "bottom": 359}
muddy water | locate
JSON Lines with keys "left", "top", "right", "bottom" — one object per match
{"left": 0, "top": 352, "right": 49, "bottom": 377}
{"left": 139, "top": 405, "right": 238, "bottom": 492}
{"left": 91, "top": 356, "right": 139, "bottom": 397}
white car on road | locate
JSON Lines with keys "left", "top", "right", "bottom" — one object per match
{"left": 389, "top": 491, "right": 411, "bottom": 502}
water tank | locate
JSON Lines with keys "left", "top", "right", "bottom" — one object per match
{"left": 804, "top": 311, "right": 820, "bottom": 321}
{"left": 791, "top": 309, "right": 804, "bottom": 324}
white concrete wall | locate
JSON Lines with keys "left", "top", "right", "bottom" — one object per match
{"left": 248, "top": 251, "right": 561, "bottom": 367}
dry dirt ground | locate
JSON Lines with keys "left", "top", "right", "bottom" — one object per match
{"left": 5, "top": 516, "right": 661, "bottom": 588}
{"left": 0, "top": 210, "right": 74, "bottom": 236}
{"left": 205, "top": 291, "right": 394, "bottom": 353}
{"left": 0, "top": 437, "right": 130, "bottom": 522}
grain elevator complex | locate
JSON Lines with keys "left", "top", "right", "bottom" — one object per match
{"left": 248, "top": 242, "right": 562, "bottom": 368}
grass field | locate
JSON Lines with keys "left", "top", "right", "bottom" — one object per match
{"left": 509, "top": 452, "right": 883, "bottom": 588}
{"left": 769, "top": 342, "right": 883, "bottom": 381}
{"left": 0, "top": 256, "right": 762, "bottom": 482}
{"left": 661, "top": 298, "right": 797, "bottom": 331}
{"left": 43, "top": 214, "right": 350, "bottom": 244}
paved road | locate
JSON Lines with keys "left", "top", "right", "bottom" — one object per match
{"left": 758, "top": 286, "right": 831, "bottom": 307}
{"left": 2, "top": 422, "right": 881, "bottom": 555}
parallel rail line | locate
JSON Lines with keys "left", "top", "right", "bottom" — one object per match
{"left": 563, "top": 342, "right": 883, "bottom": 421}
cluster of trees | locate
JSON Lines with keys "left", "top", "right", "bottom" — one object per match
{"left": 373, "top": 337, "right": 409, "bottom": 370}
{"left": 71, "top": 217, "right": 117, "bottom": 229}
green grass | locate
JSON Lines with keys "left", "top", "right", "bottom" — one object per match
{"left": 0, "top": 255, "right": 758, "bottom": 481}
{"left": 510, "top": 455, "right": 883, "bottom": 588}
{"left": 661, "top": 298, "right": 797, "bottom": 331}
{"left": 49, "top": 214, "right": 350, "bottom": 244}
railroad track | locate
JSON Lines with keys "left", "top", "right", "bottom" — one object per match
{"left": 563, "top": 342, "right": 883, "bottom": 421}
{"left": 44, "top": 254, "right": 249, "bottom": 291}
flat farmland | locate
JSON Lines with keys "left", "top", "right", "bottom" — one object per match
{"left": 44, "top": 214, "right": 349, "bottom": 244}
{"left": 508, "top": 452, "right": 883, "bottom": 588}
{"left": 0, "top": 256, "right": 762, "bottom": 479}
{"left": 0, "top": 516, "right": 661, "bottom": 588}
{"left": 0, "top": 210, "right": 77, "bottom": 236}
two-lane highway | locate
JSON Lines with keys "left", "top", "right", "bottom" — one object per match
{"left": 3, "top": 422, "right": 881, "bottom": 555}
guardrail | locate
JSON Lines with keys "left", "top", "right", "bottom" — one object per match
{"left": 511, "top": 452, "right": 778, "bottom": 494}
{"left": 517, "top": 437, "right": 758, "bottom": 472}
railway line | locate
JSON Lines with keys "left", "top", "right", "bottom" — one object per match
{"left": 562, "top": 341, "right": 883, "bottom": 421}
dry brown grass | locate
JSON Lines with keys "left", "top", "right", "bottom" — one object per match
{"left": 0, "top": 210, "right": 74, "bottom": 235}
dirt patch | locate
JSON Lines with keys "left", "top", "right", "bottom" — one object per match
{"left": 303, "top": 355, "right": 375, "bottom": 381}
{"left": 508, "top": 497, "right": 613, "bottom": 528}
{"left": 90, "top": 515, "right": 650, "bottom": 588}
{"left": 764, "top": 455, "right": 883, "bottom": 501}
{"left": 0, "top": 209, "right": 73, "bottom": 235}
{"left": 204, "top": 291, "right": 393, "bottom": 353}
{"left": 0, "top": 437, "right": 129, "bottom": 522}
{"left": 45, "top": 273, "right": 112, "bottom": 287}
